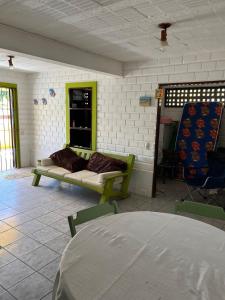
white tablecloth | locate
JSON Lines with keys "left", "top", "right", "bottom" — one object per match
{"left": 53, "top": 212, "right": 225, "bottom": 300}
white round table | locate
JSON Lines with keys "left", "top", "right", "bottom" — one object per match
{"left": 54, "top": 212, "right": 225, "bottom": 300}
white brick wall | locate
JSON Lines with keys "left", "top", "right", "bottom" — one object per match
{"left": 28, "top": 70, "right": 156, "bottom": 197}
{"left": 124, "top": 50, "right": 225, "bottom": 162}
{"left": 1, "top": 48, "right": 224, "bottom": 196}
{"left": 0, "top": 70, "right": 31, "bottom": 167}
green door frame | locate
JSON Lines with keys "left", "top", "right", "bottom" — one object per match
{"left": 0, "top": 82, "right": 21, "bottom": 168}
{"left": 65, "top": 81, "right": 97, "bottom": 150}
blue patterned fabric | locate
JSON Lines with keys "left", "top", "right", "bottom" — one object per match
{"left": 175, "top": 102, "right": 224, "bottom": 179}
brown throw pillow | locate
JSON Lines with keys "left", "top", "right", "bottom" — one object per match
{"left": 50, "top": 148, "right": 87, "bottom": 173}
{"left": 86, "top": 152, "right": 127, "bottom": 173}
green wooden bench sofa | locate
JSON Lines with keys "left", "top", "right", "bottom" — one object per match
{"left": 32, "top": 147, "right": 135, "bottom": 204}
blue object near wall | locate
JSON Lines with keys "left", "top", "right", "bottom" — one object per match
{"left": 139, "top": 96, "right": 151, "bottom": 106}
{"left": 49, "top": 88, "right": 56, "bottom": 97}
{"left": 175, "top": 102, "right": 224, "bottom": 178}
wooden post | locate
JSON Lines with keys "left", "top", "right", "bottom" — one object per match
{"left": 152, "top": 88, "right": 164, "bottom": 198}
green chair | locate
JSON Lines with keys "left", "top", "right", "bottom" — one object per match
{"left": 68, "top": 201, "right": 119, "bottom": 237}
{"left": 175, "top": 200, "right": 225, "bottom": 221}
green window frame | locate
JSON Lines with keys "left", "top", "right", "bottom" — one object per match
{"left": 65, "top": 81, "right": 97, "bottom": 151}
{"left": 0, "top": 82, "right": 21, "bottom": 168}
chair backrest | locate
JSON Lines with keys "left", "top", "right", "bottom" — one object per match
{"left": 175, "top": 200, "right": 225, "bottom": 221}
{"left": 68, "top": 201, "right": 119, "bottom": 237}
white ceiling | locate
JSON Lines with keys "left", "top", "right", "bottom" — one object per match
{"left": 0, "top": 49, "right": 77, "bottom": 72}
{"left": 0, "top": 0, "right": 224, "bottom": 62}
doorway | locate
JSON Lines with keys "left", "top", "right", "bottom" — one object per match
{"left": 0, "top": 83, "right": 20, "bottom": 171}
{"left": 152, "top": 81, "right": 225, "bottom": 197}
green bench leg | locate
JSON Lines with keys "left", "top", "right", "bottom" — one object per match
{"left": 120, "top": 177, "right": 130, "bottom": 199}
{"left": 32, "top": 174, "right": 41, "bottom": 186}
{"left": 99, "top": 194, "right": 109, "bottom": 204}
{"left": 99, "top": 179, "right": 113, "bottom": 204}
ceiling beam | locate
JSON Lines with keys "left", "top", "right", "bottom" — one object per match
{"left": 0, "top": 23, "right": 123, "bottom": 76}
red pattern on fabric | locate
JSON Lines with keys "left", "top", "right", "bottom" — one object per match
{"left": 182, "top": 128, "right": 191, "bottom": 138}
{"left": 179, "top": 150, "right": 187, "bottom": 160}
{"left": 188, "top": 105, "right": 196, "bottom": 116}
{"left": 176, "top": 102, "right": 224, "bottom": 178}
{"left": 191, "top": 141, "right": 200, "bottom": 151}
{"left": 209, "top": 129, "right": 217, "bottom": 139}
{"left": 196, "top": 118, "right": 205, "bottom": 128}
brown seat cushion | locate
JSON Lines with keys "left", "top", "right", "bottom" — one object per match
{"left": 86, "top": 152, "right": 127, "bottom": 173}
{"left": 50, "top": 148, "right": 87, "bottom": 173}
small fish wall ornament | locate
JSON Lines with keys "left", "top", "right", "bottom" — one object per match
{"left": 42, "top": 98, "right": 47, "bottom": 105}
{"left": 49, "top": 88, "right": 56, "bottom": 97}
{"left": 33, "top": 99, "right": 38, "bottom": 105}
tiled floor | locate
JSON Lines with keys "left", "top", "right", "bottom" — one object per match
{"left": 0, "top": 169, "right": 225, "bottom": 299}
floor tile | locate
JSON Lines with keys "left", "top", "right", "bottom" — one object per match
{"left": 4, "top": 213, "right": 32, "bottom": 227}
{"left": 119, "top": 202, "right": 141, "bottom": 212}
{"left": 41, "top": 292, "right": 52, "bottom": 300}
{"left": 52, "top": 204, "right": 88, "bottom": 217}
{"left": 0, "top": 228, "right": 24, "bottom": 247}
{"left": 0, "top": 203, "right": 9, "bottom": 211}
{"left": 24, "top": 206, "right": 53, "bottom": 218}
{"left": 0, "top": 291, "right": 15, "bottom": 300}
{"left": 37, "top": 212, "right": 63, "bottom": 225}
{"left": 45, "top": 234, "right": 71, "bottom": 254}
{"left": 5, "top": 237, "right": 41, "bottom": 258}
{"left": 8, "top": 272, "right": 52, "bottom": 300}
{"left": 0, "top": 170, "right": 225, "bottom": 300}
{"left": 38, "top": 200, "right": 67, "bottom": 211}
{"left": 0, "top": 285, "right": 6, "bottom": 295}
{"left": 119, "top": 195, "right": 148, "bottom": 210}
{"left": 39, "top": 257, "right": 61, "bottom": 281}
{"left": 16, "top": 219, "right": 46, "bottom": 235}
{"left": 31, "top": 226, "right": 62, "bottom": 244}
{"left": 20, "top": 245, "right": 59, "bottom": 270}
{"left": 0, "top": 249, "right": 16, "bottom": 268}
{"left": 0, "top": 209, "right": 19, "bottom": 221}
{"left": 0, "top": 259, "right": 34, "bottom": 289}
{"left": 50, "top": 218, "right": 71, "bottom": 234}
{"left": 138, "top": 199, "right": 171, "bottom": 213}
{"left": 0, "top": 221, "right": 11, "bottom": 233}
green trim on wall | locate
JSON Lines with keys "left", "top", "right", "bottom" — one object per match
{"left": 0, "top": 82, "right": 17, "bottom": 89}
{"left": 13, "top": 88, "right": 21, "bottom": 168}
{"left": 0, "top": 82, "right": 21, "bottom": 168}
{"left": 65, "top": 81, "right": 97, "bottom": 151}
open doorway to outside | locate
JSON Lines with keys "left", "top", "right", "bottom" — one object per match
{"left": 0, "top": 83, "right": 20, "bottom": 172}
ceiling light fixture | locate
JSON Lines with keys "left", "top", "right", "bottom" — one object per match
{"left": 8, "top": 55, "right": 14, "bottom": 69}
{"left": 158, "top": 23, "right": 171, "bottom": 47}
